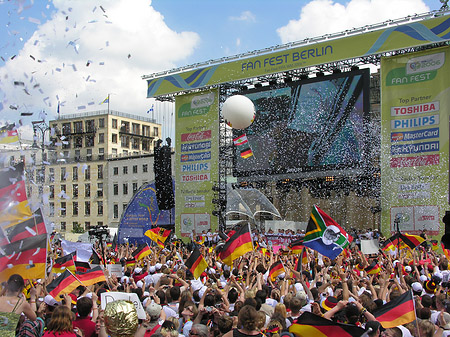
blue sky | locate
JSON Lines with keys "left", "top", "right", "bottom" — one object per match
{"left": 0, "top": 0, "right": 444, "bottom": 140}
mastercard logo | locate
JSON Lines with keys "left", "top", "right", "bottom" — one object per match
{"left": 391, "top": 133, "right": 404, "bottom": 141}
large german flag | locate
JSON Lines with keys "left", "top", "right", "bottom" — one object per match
{"left": 46, "top": 269, "right": 82, "bottom": 299}
{"left": 373, "top": 290, "right": 415, "bottom": 328}
{"left": 0, "top": 209, "right": 46, "bottom": 246}
{"left": 52, "top": 252, "right": 76, "bottom": 274}
{"left": 268, "top": 261, "right": 285, "bottom": 281}
{"left": 0, "top": 123, "right": 19, "bottom": 144}
{"left": 289, "top": 311, "right": 365, "bottom": 337}
{"left": 185, "top": 247, "right": 208, "bottom": 279}
{"left": 401, "top": 233, "right": 424, "bottom": 249}
{"left": 125, "top": 258, "right": 136, "bottom": 268}
{"left": 219, "top": 223, "right": 253, "bottom": 266}
{"left": 289, "top": 239, "right": 304, "bottom": 255}
{"left": 75, "top": 261, "right": 91, "bottom": 273}
{"left": 144, "top": 227, "right": 171, "bottom": 244}
{"left": 76, "top": 266, "right": 106, "bottom": 286}
{"left": 132, "top": 244, "right": 151, "bottom": 261}
{"left": 0, "top": 233, "right": 47, "bottom": 281}
{"left": 0, "top": 163, "right": 32, "bottom": 228}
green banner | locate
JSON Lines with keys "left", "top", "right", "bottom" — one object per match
{"left": 380, "top": 46, "right": 450, "bottom": 237}
{"left": 147, "top": 15, "right": 450, "bottom": 97}
{"left": 175, "top": 89, "right": 219, "bottom": 239}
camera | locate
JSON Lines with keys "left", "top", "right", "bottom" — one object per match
{"left": 88, "top": 225, "right": 109, "bottom": 240}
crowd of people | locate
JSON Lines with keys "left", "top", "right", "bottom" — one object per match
{"left": 0, "top": 226, "right": 448, "bottom": 337}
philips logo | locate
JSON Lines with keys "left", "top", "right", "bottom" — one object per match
{"left": 191, "top": 93, "right": 215, "bottom": 108}
{"left": 406, "top": 52, "right": 444, "bottom": 74}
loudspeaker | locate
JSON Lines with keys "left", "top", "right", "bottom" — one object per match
{"left": 154, "top": 139, "right": 175, "bottom": 211}
{"left": 441, "top": 211, "right": 450, "bottom": 249}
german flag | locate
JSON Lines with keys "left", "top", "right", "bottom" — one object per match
{"left": 365, "top": 261, "right": 381, "bottom": 275}
{"left": 442, "top": 242, "right": 450, "bottom": 260}
{"left": 46, "top": 269, "right": 82, "bottom": 299}
{"left": 289, "top": 239, "right": 304, "bottom": 255}
{"left": 0, "top": 163, "right": 32, "bottom": 228}
{"left": 90, "top": 249, "right": 104, "bottom": 265}
{"left": 0, "top": 123, "right": 19, "bottom": 144}
{"left": 0, "top": 233, "right": 47, "bottom": 281}
{"left": 111, "top": 233, "right": 118, "bottom": 252}
{"left": 401, "top": 233, "right": 424, "bottom": 249}
{"left": 268, "top": 261, "right": 285, "bottom": 281}
{"left": 0, "top": 209, "right": 46, "bottom": 245}
{"left": 289, "top": 311, "right": 365, "bottom": 337}
{"left": 52, "top": 252, "right": 76, "bottom": 274}
{"left": 185, "top": 247, "right": 208, "bottom": 279}
{"left": 125, "top": 258, "right": 136, "bottom": 268}
{"left": 431, "top": 240, "right": 438, "bottom": 251}
{"left": 219, "top": 223, "right": 253, "bottom": 266}
{"left": 259, "top": 248, "right": 270, "bottom": 258}
{"left": 75, "top": 261, "right": 91, "bottom": 273}
{"left": 76, "top": 266, "right": 106, "bottom": 286}
{"left": 301, "top": 247, "right": 308, "bottom": 265}
{"left": 132, "top": 244, "right": 151, "bottom": 261}
{"left": 240, "top": 147, "right": 253, "bottom": 159}
{"left": 144, "top": 227, "right": 171, "bottom": 244}
{"left": 373, "top": 290, "right": 415, "bottom": 328}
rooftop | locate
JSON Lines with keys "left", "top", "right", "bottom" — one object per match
{"left": 53, "top": 110, "right": 158, "bottom": 124}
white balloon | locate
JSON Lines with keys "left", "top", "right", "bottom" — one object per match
{"left": 222, "top": 95, "right": 255, "bottom": 129}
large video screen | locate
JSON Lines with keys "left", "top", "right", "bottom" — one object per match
{"left": 233, "top": 69, "right": 371, "bottom": 177}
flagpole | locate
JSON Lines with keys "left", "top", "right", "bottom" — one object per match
{"left": 108, "top": 94, "right": 110, "bottom": 114}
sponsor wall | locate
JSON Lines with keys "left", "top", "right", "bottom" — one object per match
{"left": 380, "top": 47, "right": 450, "bottom": 235}
{"left": 175, "top": 90, "right": 219, "bottom": 238}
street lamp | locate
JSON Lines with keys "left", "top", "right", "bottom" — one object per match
{"left": 32, "top": 120, "right": 51, "bottom": 196}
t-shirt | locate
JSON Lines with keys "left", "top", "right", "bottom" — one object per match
{"left": 73, "top": 317, "right": 96, "bottom": 337}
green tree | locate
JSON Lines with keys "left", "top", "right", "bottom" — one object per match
{"left": 72, "top": 223, "right": 85, "bottom": 234}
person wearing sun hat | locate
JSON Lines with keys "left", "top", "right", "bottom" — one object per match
{"left": 320, "top": 296, "right": 339, "bottom": 313}
{"left": 424, "top": 280, "right": 437, "bottom": 295}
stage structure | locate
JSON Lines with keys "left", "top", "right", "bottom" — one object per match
{"left": 143, "top": 10, "right": 450, "bottom": 238}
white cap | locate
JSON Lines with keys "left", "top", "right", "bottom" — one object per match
{"left": 191, "top": 279, "right": 203, "bottom": 291}
{"left": 412, "top": 282, "right": 423, "bottom": 292}
{"left": 121, "top": 276, "right": 130, "bottom": 284}
{"left": 134, "top": 267, "right": 142, "bottom": 274}
{"left": 198, "top": 285, "right": 208, "bottom": 299}
{"left": 136, "top": 280, "right": 144, "bottom": 288}
{"left": 434, "top": 271, "right": 443, "bottom": 280}
{"left": 149, "top": 266, "right": 156, "bottom": 273}
{"left": 420, "top": 275, "right": 428, "bottom": 282}
{"left": 405, "top": 266, "right": 412, "bottom": 272}
{"left": 155, "top": 263, "right": 162, "bottom": 270}
{"left": 44, "top": 295, "right": 61, "bottom": 307}
{"left": 294, "top": 283, "right": 304, "bottom": 293}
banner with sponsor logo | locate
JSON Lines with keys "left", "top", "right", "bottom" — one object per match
{"left": 380, "top": 46, "right": 450, "bottom": 236}
{"left": 175, "top": 89, "right": 219, "bottom": 238}
{"left": 147, "top": 16, "right": 450, "bottom": 97}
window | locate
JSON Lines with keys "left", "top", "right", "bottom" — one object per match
{"left": 99, "top": 118, "right": 105, "bottom": 128}
{"left": 113, "top": 204, "right": 119, "bottom": 218}
{"left": 123, "top": 166, "right": 128, "bottom": 175}
{"left": 133, "top": 151, "right": 138, "bottom": 156}
{"left": 113, "top": 183, "right": 118, "bottom": 195}
{"left": 153, "top": 127, "right": 159, "bottom": 137}
{"left": 85, "top": 183, "right": 90, "bottom": 198}
{"left": 112, "top": 119, "right": 118, "bottom": 129}
{"left": 123, "top": 183, "right": 128, "bottom": 195}
{"left": 73, "top": 184, "right": 78, "bottom": 198}
{"left": 74, "top": 121, "right": 83, "bottom": 133}
{"left": 61, "top": 167, "right": 66, "bottom": 181}
{"left": 123, "top": 150, "right": 129, "bottom": 156}
{"left": 98, "top": 165, "right": 103, "bottom": 179}
{"left": 121, "top": 121, "right": 130, "bottom": 133}
{"left": 73, "top": 202, "right": 78, "bottom": 216}
{"left": 74, "top": 136, "right": 82, "bottom": 148}
{"left": 61, "top": 222, "right": 66, "bottom": 231}
{"left": 85, "top": 201, "right": 90, "bottom": 216}
{"left": 99, "top": 133, "right": 104, "bottom": 144}
{"left": 132, "top": 123, "right": 140, "bottom": 134}
{"left": 113, "top": 167, "right": 118, "bottom": 175}
{"left": 123, "top": 204, "right": 127, "bottom": 212}
{"left": 49, "top": 202, "right": 55, "bottom": 217}
{"left": 86, "top": 119, "right": 95, "bottom": 133}
{"left": 142, "top": 125, "right": 150, "bottom": 137}
{"left": 133, "top": 182, "right": 138, "bottom": 194}
{"left": 112, "top": 134, "right": 118, "bottom": 143}
{"left": 143, "top": 164, "right": 148, "bottom": 173}
{"left": 85, "top": 222, "right": 90, "bottom": 230}
{"left": 61, "top": 202, "right": 66, "bottom": 216}
{"left": 97, "top": 201, "right": 103, "bottom": 215}
{"left": 121, "top": 135, "right": 129, "bottom": 148}
{"left": 85, "top": 149, "right": 92, "bottom": 162}
{"left": 63, "top": 150, "right": 69, "bottom": 158}
{"left": 61, "top": 185, "right": 66, "bottom": 195}
{"left": 132, "top": 138, "right": 139, "bottom": 150}
{"left": 85, "top": 166, "right": 90, "bottom": 180}
{"left": 133, "top": 165, "right": 138, "bottom": 174}
{"left": 99, "top": 148, "right": 105, "bottom": 160}
{"left": 62, "top": 123, "right": 71, "bottom": 135}
{"left": 97, "top": 183, "right": 103, "bottom": 197}
{"left": 112, "top": 148, "right": 117, "bottom": 156}
{"left": 49, "top": 168, "right": 55, "bottom": 182}
{"left": 75, "top": 149, "right": 81, "bottom": 160}
{"left": 97, "top": 222, "right": 102, "bottom": 227}
{"left": 73, "top": 167, "right": 78, "bottom": 181}
{"left": 85, "top": 135, "right": 94, "bottom": 147}
{"left": 49, "top": 185, "right": 55, "bottom": 199}
{"left": 142, "top": 140, "right": 150, "bottom": 151}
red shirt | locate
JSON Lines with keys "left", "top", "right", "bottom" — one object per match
{"left": 73, "top": 317, "right": 96, "bottom": 337}
{"left": 133, "top": 271, "right": 148, "bottom": 282}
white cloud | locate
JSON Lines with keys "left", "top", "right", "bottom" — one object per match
{"left": 277, "top": 0, "right": 430, "bottom": 43}
{"left": 0, "top": 0, "right": 200, "bottom": 138}
{"left": 229, "top": 10, "right": 256, "bottom": 23}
